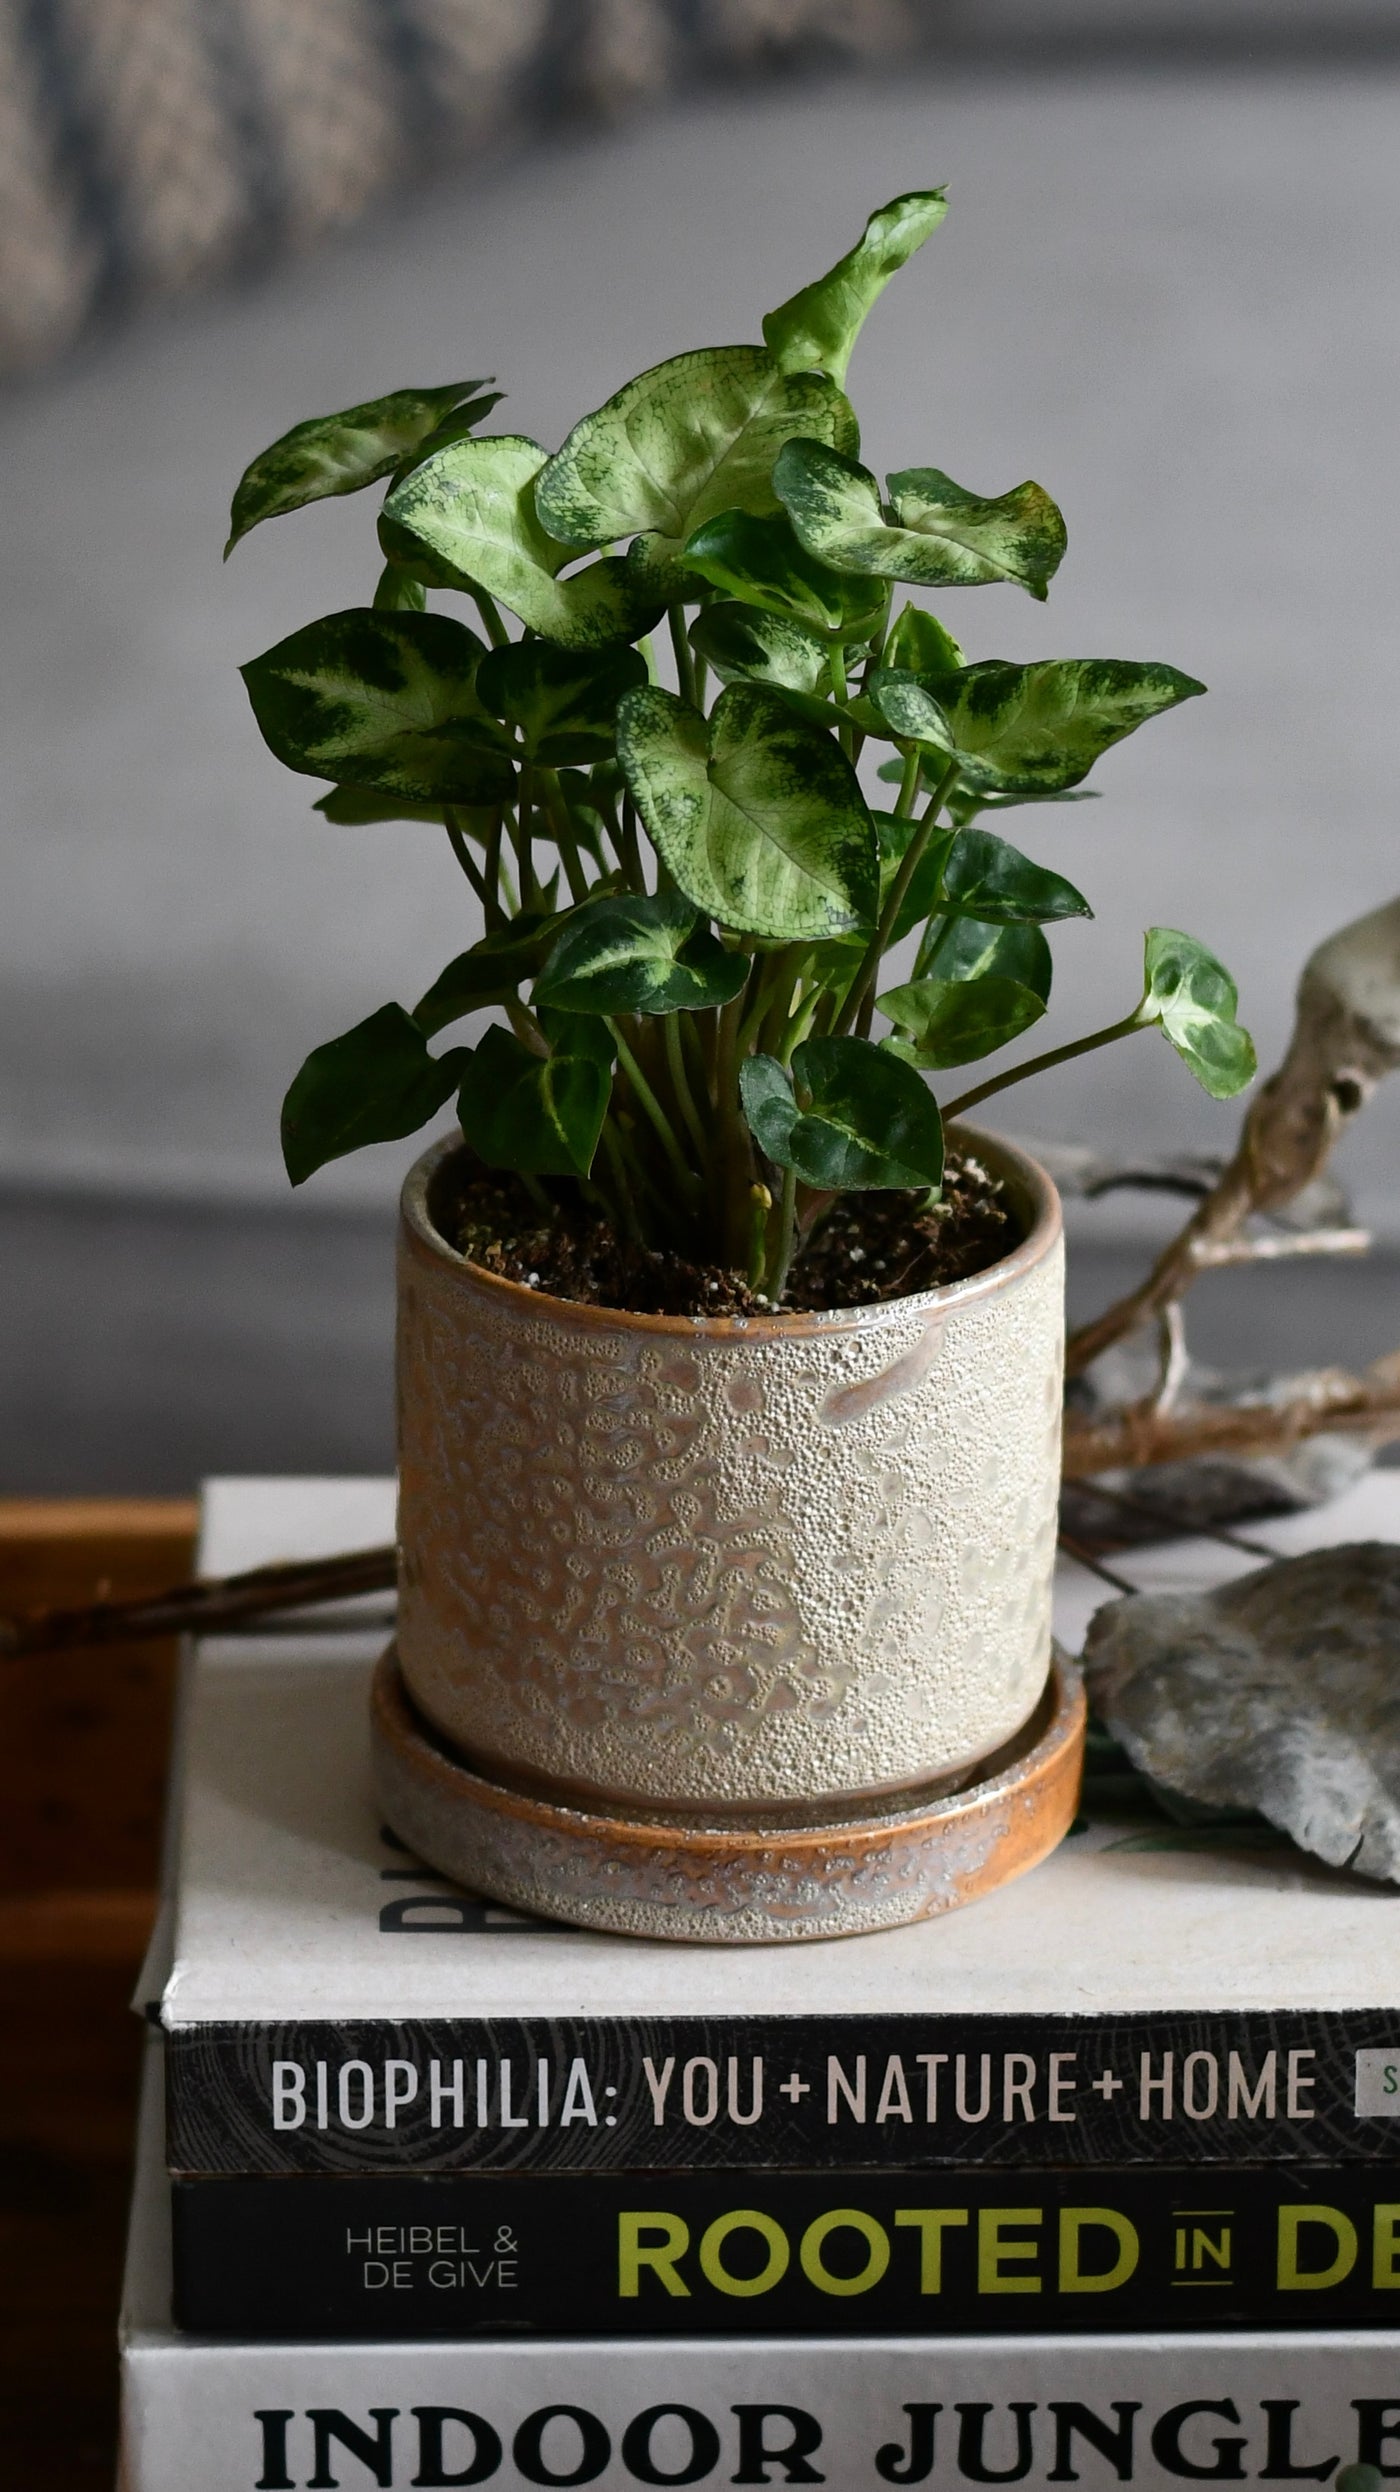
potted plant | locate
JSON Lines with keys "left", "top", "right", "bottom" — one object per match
{"left": 229, "top": 192, "right": 1254, "bottom": 1941}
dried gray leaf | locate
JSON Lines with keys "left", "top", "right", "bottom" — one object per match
{"left": 1083, "top": 1543, "right": 1400, "bottom": 1882}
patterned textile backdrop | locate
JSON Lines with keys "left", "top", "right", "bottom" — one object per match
{"left": 0, "top": 0, "right": 913, "bottom": 377}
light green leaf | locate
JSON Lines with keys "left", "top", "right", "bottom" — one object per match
{"left": 918, "top": 657, "right": 1207, "bottom": 794}
{"left": 1138, "top": 927, "right": 1257, "bottom": 1099}
{"left": 774, "top": 439, "right": 1066, "bottom": 600}
{"left": 916, "top": 915, "right": 1053, "bottom": 1001}
{"left": 371, "top": 563, "right": 427, "bottom": 613}
{"left": 868, "top": 669, "right": 958, "bottom": 758}
{"left": 241, "top": 609, "right": 516, "bottom": 805}
{"left": 762, "top": 190, "right": 948, "bottom": 386}
{"left": 227, "top": 381, "right": 496, "bottom": 554}
{"left": 941, "top": 827, "right": 1091, "bottom": 924}
{"left": 689, "top": 602, "right": 829, "bottom": 693}
{"left": 616, "top": 683, "right": 879, "bottom": 941}
{"left": 741, "top": 1036, "right": 944, "bottom": 1191}
{"left": 380, "top": 435, "right": 661, "bottom": 648}
{"left": 475, "top": 641, "right": 647, "bottom": 765}
{"left": 681, "top": 508, "right": 885, "bottom": 641}
{"left": 412, "top": 915, "right": 565, "bottom": 1036}
{"left": 456, "top": 1022, "right": 612, "bottom": 1177}
{"left": 281, "top": 1003, "right": 465, "bottom": 1186}
{"left": 533, "top": 346, "right": 860, "bottom": 562}
{"left": 884, "top": 603, "right": 964, "bottom": 675}
{"left": 879, "top": 972, "right": 1046, "bottom": 1068}
{"left": 533, "top": 891, "right": 747, "bottom": 1016}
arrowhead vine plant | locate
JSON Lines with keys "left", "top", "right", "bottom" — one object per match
{"left": 232, "top": 191, "right": 1255, "bottom": 1310}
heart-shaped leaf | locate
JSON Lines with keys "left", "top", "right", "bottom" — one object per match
{"left": 616, "top": 683, "right": 879, "bottom": 941}
{"left": 281, "top": 1003, "right": 465, "bottom": 1186}
{"left": 741, "top": 1035, "right": 944, "bottom": 1191}
{"left": 380, "top": 435, "right": 661, "bottom": 648}
{"left": 1139, "top": 927, "right": 1257, "bottom": 1099}
{"left": 941, "top": 827, "right": 1091, "bottom": 925}
{"left": 880, "top": 972, "right": 1047, "bottom": 1068}
{"left": 456, "top": 1022, "right": 612, "bottom": 1178}
{"left": 914, "top": 657, "right": 1206, "bottom": 794}
{"left": 681, "top": 507, "right": 885, "bottom": 641}
{"left": 762, "top": 191, "right": 948, "bottom": 386}
{"left": 533, "top": 891, "right": 747, "bottom": 1016}
{"left": 241, "top": 609, "right": 516, "bottom": 805}
{"left": 534, "top": 346, "right": 859, "bottom": 561}
{"left": 412, "top": 914, "right": 565, "bottom": 1036}
{"left": 689, "top": 602, "right": 829, "bottom": 693}
{"left": 774, "top": 439, "right": 1066, "bottom": 601}
{"left": 475, "top": 641, "right": 647, "bottom": 765}
{"left": 884, "top": 602, "right": 965, "bottom": 676}
{"left": 916, "top": 914, "right": 1053, "bottom": 1001}
{"left": 227, "top": 381, "right": 497, "bottom": 554}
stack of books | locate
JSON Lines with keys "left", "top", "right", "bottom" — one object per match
{"left": 120, "top": 1472, "right": 1400, "bottom": 2489}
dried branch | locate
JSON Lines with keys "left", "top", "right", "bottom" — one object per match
{"left": 0, "top": 1545, "right": 397, "bottom": 1659}
{"left": 1062, "top": 1352, "right": 1400, "bottom": 1478}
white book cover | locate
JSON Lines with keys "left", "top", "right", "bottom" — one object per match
{"left": 121, "top": 2039, "right": 1400, "bottom": 2491}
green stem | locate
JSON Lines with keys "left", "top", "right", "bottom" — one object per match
{"left": 835, "top": 762, "right": 960, "bottom": 1041}
{"left": 608, "top": 1022, "right": 702, "bottom": 1203}
{"left": 746, "top": 1183, "right": 772, "bottom": 1290}
{"left": 481, "top": 811, "right": 507, "bottom": 929}
{"left": 664, "top": 1014, "right": 709, "bottom": 1163}
{"left": 941, "top": 1011, "right": 1147, "bottom": 1122}
{"left": 443, "top": 808, "right": 490, "bottom": 911}
{"left": 514, "top": 766, "right": 538, "bottom": 907}
{"left": 472, "top": 591, "right": 509, "bottom": 648}
{"left": 668, "top": 605, "right": 698, "bottom": 708}
{"left": 767, "top": 1162, "right": 799, "bottom": 1304}
{"left": 713, "top": 979, "right": 757, "bottom": 1265}
{"left": 894, "top": 745, "right": 922, "bottom": 821}
{"left": 599, "top": 1122, "right": 643, "bottom": 1242}
{"left": 619, "top": 795, "right": 646, "bottom": 894}
{"left": 504, "top": 997, "right": 547, "bottom": 1053}
{"left": 827, "top": 645, "right": 854, "bottom": 762}
{"left": 539, "top": 768, "right": 590, "bottom": 905}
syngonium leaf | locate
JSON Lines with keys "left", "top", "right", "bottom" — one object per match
{"left": 456, "top": 1021, "right": 612, "bottom": 1178}
{"left": 741, "top": 1036, "right": 944, "bottom": 1191}
{"left": 681, "top": 508, "right": 885, "bottom": 643}
{"left": 533, "top": 346, "right": 860, "bottom": 572}
{"left": 475, "top": 641, "right": 647, "bottom": 765}
{"left": 872, "top": 657, "right": 1205, "bottom": 794}
{"left": 1138, "top": 927, "right": 1257, "bottom": 1099}
{"left": 689, "top": 602, "right": 829, "bottom": 694}
{"left": 241, "top": 609, "right": 516, "bottom": 805}
{"left": 884, "top": 602, "right": 964, "bottom": 676}
{"left": 226, "top": 381, "right": 498, "bottom": 554}
{"left": 916, "top": 915, "right": 1053, "bottom": 1001}
{"left": 941, "top": 827, "right": 1091, "bottom": 924}
{"left": 379, "top": 435, "right": 662, "bottom": 649}
{"left": 281, "top": 1003, "right": 465, "bottom": 1186}
{"left": 533, "top": 891, "right": 747, "bottom": 1016}
{"left": 616, "top": 682, "right": 879, "bottom": 942}
{"left": 762, "top": 191, "right": 948, "bottom": 387}
{"left": 313, "top": 785, "right": 446, "bottom": 825}
{"left": 413, "top": 914, "right": 565, "bottom": 1036}
{"left": 880, "top": 972, "right": 1047, "bottom": 1068}
{"left": 774, "top": 439, "right": 1066, "bottom": 601}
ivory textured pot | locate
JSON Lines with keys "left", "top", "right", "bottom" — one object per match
{"left": 393, "top": 1129, "right": 1064, "bottom": 1821}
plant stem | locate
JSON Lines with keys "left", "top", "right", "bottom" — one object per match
{"left": 664, "top": 1014, "right": 709, "bottom": 1162}
{"left": 538, "top": 768, "right": 590, "bottom": 904}
{"left": 835, "top": 761, "right": 960, "bottom": 1040}
{"left": 619, "top": 795, "right": 646, "bottom": 893}
{"left": 894, "top": 746, "right": 922, "bottom": 820}
{"left": 482, "top": 811, "right": 507, "bottom": 928}
{"left": 914, "top": 911, "right": 954, "bottom": 980}
{"left": 608, "top": 1022, "right": 703, "bottom": 1203}
{"left": 714, "top": 978, "right": 758, "bottom": 1264}
{"left": 767, "top": 1162, "right": 799, "bottom": 1303}
{"left": 514, "top": 766, "right": 538, "bottom": 907}
{"left": 599, "top": 1122, "right": 643, "bottom": 1241}
{"left": 472, "top": 590, "right": 509, "bottom": 648}
{"left": 443, "top": 808, "right": 490, "bottom": 910}
{"left": 746, "top": 1183, "right": 772, "bottom": 1289}
{"left": 941, "top": 1010, "right": 1146, "bottom": 1121}
{"left": 668, "top": 605, "right": 698, "bottom": 707}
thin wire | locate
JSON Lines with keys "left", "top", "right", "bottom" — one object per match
{"left": 1067, "top": 1474, "right": 1279, "bottom": 1560}
{"left": 1056, "top": 1529, "right": 1138, "bottom": 1596}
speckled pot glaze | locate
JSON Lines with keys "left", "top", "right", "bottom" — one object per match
{"left": 395, "top": 1128, "right": 1063, "bottom": 1818}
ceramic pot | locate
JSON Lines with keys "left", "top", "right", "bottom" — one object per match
{"left": 393, "top": 1129, "right": 1064, "bottom": 1820}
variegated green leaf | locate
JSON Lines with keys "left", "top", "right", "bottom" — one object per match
{"left": 1139, "top": 927, "right": 1257, "bottom": 1099}
{"left": 884, "top": 602, "right": 965, "bottom": 676}
{"left": 380, "top": 435, "right": 661, "bottom": 648}
{"left": 941, "top": 827, "right": 1091, "bottom": 924}
{"left": 915, "top": 914, "right": 1053, "bottom": 1000}
{"left": 281, "top": 1003, "right": 466, "bottom": 1185}
{"left": 533, "top": 346, "right": 859, "bottom": 564}
{"left": 533, "top": 891, "right": 747, "bottom": 1016}
{"left": 922, "top": 657, "right": 1207, "bottom": 794}
{"left": 879, "top": 971, "right": 1046, "bottom": 1068}
{"left": 681, "top": 508, "right": 885, "bottom": 641}
{"left": 456, "top": 1022, "right": 612, "bottom": 1178}
{"left": 689, "top": 602, "right": 829, "bottom": 693}
{"left": 616, "top": 683, "right": 879, "bottom": 942}
{"left": 475, "top": 641, "right": 646, "bottom": 765}
{"left": 741, "top": 1036, "right": 944, "bottom": 1191}
{"left": 226, "top": 381, "right": 497, "bottom": 554}
{"left": 762, "top": 191, "right": 948, "bottom": 386}
{"left": 773, "top": 439, "right": 1066, "bottom": 601}
{"left": 241, "top": 609, "right": 516, "bottom": 805}
{"left": 413, "top": 914, "right": 565, "bottom": 1036}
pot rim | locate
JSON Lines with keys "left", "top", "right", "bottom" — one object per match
{"left": 401, "top": 1122, "right": 1062, "bottom": 1342}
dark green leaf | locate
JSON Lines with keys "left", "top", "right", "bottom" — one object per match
{"left": 916, "top": 915, "right": 1053, "bottom": 1001}
{"left": 941, "top": 827, "right": 1091, "bottom": 924}
{"left": 616, "top": 683, "right": 879, "bottom": 941}
{"left": 884, "top": 602, "right": 964, "bottom": 675}
{"left": 475, "top": 641, "right": 647, "bottom": 765}
{"left": 313, "top": 785, "right": 445, "bottom": 826}
{"left": 412, "top": 915, "right": 564, "bottom": 1035}
{"left": 227, "top": 381, "right": 494, "bottom": 554}
{"left": 534, "top": 345, "right": 860, "bottom": 563}
{"left": 456, "top": 1023, "right": 612, "bottom": 1177}
{"left": 241, "top": 609, "right": 516, "bottom": 804}
{"left": 689, "top": 602, "right": 829, "bottom": 693}
{"left": 741, "top": 1035, "right": 944, "bottom": 1191}
{"left": 681, "top": 508, "right": 885, "bottom": 642}
{"left": 534, "top": 891, "right": 747, "bottom": 1016}
{"left": 774, "top": 439, "right": 1066, "bottom": 600}
{"left": 380, "top": 435, "right": 662, "bottom": 647}
{"left": 879, "top": 972, "right": 1046, "bottom": 1068}
{"left": 1139, "top": 927, "right": 1257, "bottom": 1099}
{"left": 917, "top": 657, "right": 1207, "bottom": 794}
{"left": 280, "top": 1003, "right": 464, "bottom": 1186}
{"left": 762, "top": 191, "right": 948, "bottom": 386}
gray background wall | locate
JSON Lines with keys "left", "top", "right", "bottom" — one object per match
{"left": 4, "top": 42, "right": 1399, "bottom": 1486}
